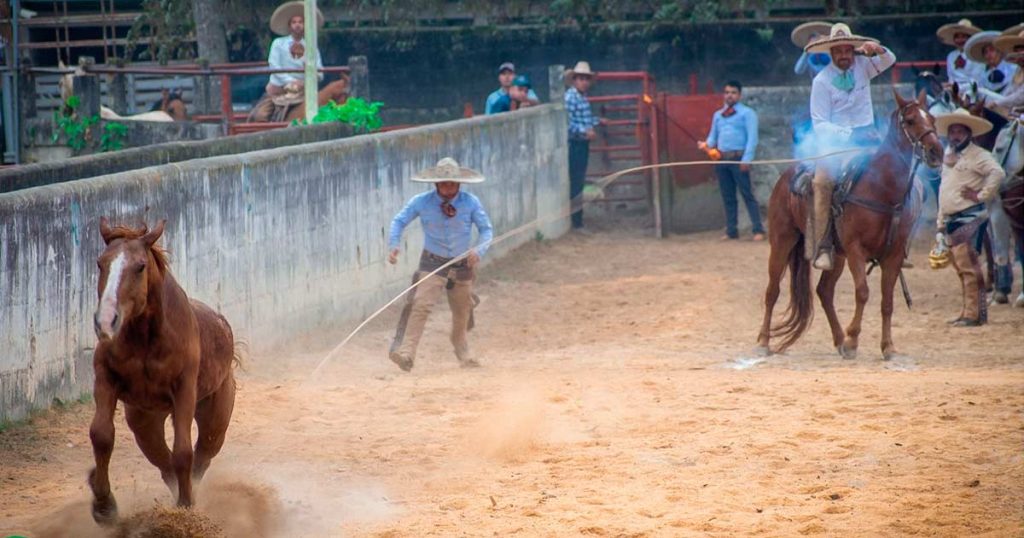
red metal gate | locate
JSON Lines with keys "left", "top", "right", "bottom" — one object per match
{"left": 587, "top": 71, "right": 657, "bottom": 207}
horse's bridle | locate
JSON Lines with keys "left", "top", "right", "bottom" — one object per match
{"left": 897, "top": 101, "right": 937, "bottom": 164}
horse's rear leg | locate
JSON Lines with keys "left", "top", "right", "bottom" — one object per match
{"left": 816, "top": 253, "right": 847, "bottom": 351}
{"left": 124, "top": 405, "right": 176, "bottom": 492}
{"left": 192, "top": 374, "right": 236, "bottom": 482}
{"left": 756, "top": 227, "right": 799, "bottom": 354}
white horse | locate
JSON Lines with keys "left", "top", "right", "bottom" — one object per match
{"left": 58, "top": 62, "right": 176, "bottom": 122}
{"left": 991, "top": 116, "right": 1024, "bottom": 307}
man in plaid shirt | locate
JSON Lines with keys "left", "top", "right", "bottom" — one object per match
{"left": 564, "top": 61, "right": 601, "bottom": 229}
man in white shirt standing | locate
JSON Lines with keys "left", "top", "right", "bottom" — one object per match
{"left": 805, "top": 23, "right": 896, "bottom": 270}
{"left": 936, "top": 19, "right": 984, "bottom": 87}
{"left": 265, "top": 1, "right": 325, "bottom": 97}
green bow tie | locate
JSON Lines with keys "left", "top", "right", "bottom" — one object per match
{"left": 832, "top": 70, "right": 855, "bottom": 92}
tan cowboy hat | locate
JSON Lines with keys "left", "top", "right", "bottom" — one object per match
{"left": 994, "top": 30, "right": 1024, "bottom": 55}
{"left": 270, "top": 1, "right": 325, "bottom": 36}
{"left": 805, "top": 23, "right": 879, "bottom": 54}
{"left": 1002, "top": 23, "right": 1024, "bottom": 36}
{"left": 936, "top": 19, "right": 982, "bottom": 46}
{"left": 411, "top": 157, "right": 485, "bottom": 184}
{"left": 565, "top": 61, "right": 596, "bottom": 81}
{"left": 791, "top": 21, "right": 833, "bottom": 48}
{"left": 965, "top": 31, "right": 1001, "bottom": 63}
{"left": 935, "top": 108, "right": 993, "bottom": 137}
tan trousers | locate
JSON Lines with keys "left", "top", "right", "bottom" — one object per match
{"left": 390, "top": 272, "right": 475, "bottom": 363}
{"left": 949, "top": 242, "right": 987, "bottom": 324}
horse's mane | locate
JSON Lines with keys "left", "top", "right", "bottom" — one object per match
{"left": 104, "top": 224, "right": 171, "bottom": 273}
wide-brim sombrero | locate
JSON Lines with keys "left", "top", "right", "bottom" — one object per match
{"left": 411, "top": 157, "right": 485, "bottom": 184}
{"left": 935, "top": 108, "right": 993, "bottom": 137}
{"left": 994, "top": 30, "right": 1024, "bottom": 55}
{"left": 805, "top": 23, "right": 879, "bottom": 54}
{"left": 791, "top": 21, "right": 832, "bottom": 48}
{"left": 1003, "top": 23, "right": 1024, "bottom": 36}
{"left": 270, "top": 1, "right": 325, "bottom": 36}
{"left": 965, "top": 31, "right": 1000, "bottom": 63}
{"left": 936, "top": 18, "right": 982, "bottom": 46}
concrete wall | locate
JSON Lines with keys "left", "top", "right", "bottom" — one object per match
{"left": 667, "top": 83, "right": 913, "bottom": 234}
{"left": 0, "top": 104, "right": 569, "bottom": 422}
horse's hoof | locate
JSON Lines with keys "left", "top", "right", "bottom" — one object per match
{"left": 882, "top": 350, "right": 898, "bottom": 361}
{"left": 753, "top": 345, "right": 773, "bottom": 357}
{"left": 838, "top": 344, "right": 857, "bottom": 360}
{"left": 1014, "top": 293, "right": 1024, "bottom": 308}
{"left": 993, "top": 291, "right": 1009, "bottom": 304}
{"left": 92, "top": 496, "right": 118, "bottom": 526}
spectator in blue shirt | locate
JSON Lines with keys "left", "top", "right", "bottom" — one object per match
{"left": 387, "top": 157, "right": 493, "bottom": 372}
{"left": 698, "top": 80, "right": 765, "bottom": 241}
{"left": 486, "top": 62, "right": 539, "bottom": 114}
{"left": 564, "top": 61, "right": 602, "bottom": 229}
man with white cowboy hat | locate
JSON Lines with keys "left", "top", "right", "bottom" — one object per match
{"left": 265, "top": 0, "right": 325, "bottom": 97}
{"left": 986, "top": 29, "right": 1024, "bottom": 110}
{"left": 932, "top": 109, "right": 1005, "bottom": 326}
{"left": 387, "top": 157, "right": 494, "bottom": 371}
{"left": 564, "top": 60, "right": 602, "bottom": 229}
{"left": 806, "top": 22, "right": 896, "bottom": 270}
{"left": 965, "top": 30, "right": 1018, "bottom": 95}
{"left": 792, "top": 21, "right": 832, "bottom": 79}
{"left": 936, "top": 18, "right": 984, "bottom": 87}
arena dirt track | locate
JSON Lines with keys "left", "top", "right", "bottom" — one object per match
{"left": 2, "top": 229, "right": 1023, "bottom": 537}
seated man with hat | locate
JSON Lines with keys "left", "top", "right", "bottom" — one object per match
{"left": 806, "top": 22, "right": 896, "bottom": 270}
{"left": 265, "top": 0, "right": 325, "bottom": 97}
{"left": 933, "top": 109, "right": 1005, "bottom": 326}
{"left": 510, "top": 75, "right": 537, "bottom": 110}
{"left": 937, "top": 18, "right": 984, "bottom": 87}
{"left": 387, "top": 158, "right": 494, "bottom": 371}
{"left": 485, "top": 62, "right": 539, "bottom": 115}
{"left": 986, "top": 29, "right": 1024, "bottom": 110}
{"left": 965, "top": 30, "right": 1018, "bottom": 95}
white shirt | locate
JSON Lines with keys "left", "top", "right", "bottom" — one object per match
{"left": 945, "top": 49, "right": 984, "bottom": 86}
{"left": 267, "top": 36, "right": 323, "bottom": 87}
{"left": 810, "top": 49, "right": 897, "bottom": 140}
{"left": 979, "top": 61, "right": 1018, "bottom": 94}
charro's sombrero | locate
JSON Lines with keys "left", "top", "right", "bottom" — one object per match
{"left": 270, "top": 1, "right": 325, "bottom": 36}
{"left": 994, "top": 30, "right": 1024, "bottom": 55}
{"left": 791, "top": 21, "right": 832, "bottom": 48}
{"left": 411, "top": 157, "right": 485, "bottom": 184}
{"left": 1003, "top": 23, "right": 1024, "bottom": 36}
{"left": 965, "top": 31, "right": 1000, "bottom": 63}
{"left": 935, "top": 108, "right": 993, "bottom": 137}
{"left": 805, "top": 23, "right": 879, "bottom": 54}
{"left": 936, "top": 19, "right": 981, "bottom": 46}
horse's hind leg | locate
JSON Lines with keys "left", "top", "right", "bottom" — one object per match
{"left": 192, "top": 374, "right": 236, "bottom": 482}
{"left": 816, "top": 253, "right": 847, "bottom": 351}
{"left": 756, "top": 226, "right": 799, "bottom": 354}
{"left": 841, "top": 248, "right": 870, "bottom": 359}
{"left": 124, "top": 405, "right": 176, "bottom": 492}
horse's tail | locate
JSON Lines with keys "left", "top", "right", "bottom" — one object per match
{"left": 770, "top": 233, "right": 814, "bottom": 352}
{"left": 232, "top": 340, "right": 248, "bottom": 372}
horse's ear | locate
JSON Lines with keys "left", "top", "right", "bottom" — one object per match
{"left": 893, "top": 87, "right": 906, "bottom": 108}
{"left": 99, "top": 216, "right": 114, "bottom": 244}
{"left": 933, "top": 63, "right": 942, "bottom": 75}
{"left": 952, "top": 82, "right": 960, "bottom": 100}
{"left": 917, "top": 88, "right": 928, "bottom": 107}
{"left": 141, "top": 219, "right": 166, "bottom": 247}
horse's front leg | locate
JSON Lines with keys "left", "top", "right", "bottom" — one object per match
{"left": 171, "top": 371, "right": 199, "bottom": 507}
{"left": 841, "top": 248, "right": 870, "bottom": 359}
{"left": 879, "top": 260, "right": 902, "bottom": 360}
{"left": 88, "top": 361, "right": 119, "bottom": 525}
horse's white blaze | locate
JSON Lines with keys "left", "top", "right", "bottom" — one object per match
{"left": 97, "top": 251, "right": 126, "bottom": 334}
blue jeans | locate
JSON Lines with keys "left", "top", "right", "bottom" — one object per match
{"left": 716, "top": 163, "right": 764, "bottom": 238}
{"left": 568, "top": 139, "right": 590, "bottom": 228}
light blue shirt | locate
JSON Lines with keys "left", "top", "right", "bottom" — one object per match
{"left": 706, "top": 102, "right": 758, "bottom": 162}
{"left": 389, "top": 190, "right": 494, "bottom": 259}
{"left": 486, "top": 88, "right": 539, "bottom": 114}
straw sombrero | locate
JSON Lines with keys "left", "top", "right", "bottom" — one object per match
{"left": 936, "top": 19, "right": 981, "bottom": 46}
{"left": 935, "top": 108, "right": 993, "bottom": 137}
{"left": 270, "top": 1, "right": 325, "bottom": 36}
{"left": 1003, "top": 23, "right": 1024, "bottom": 36}
{"left": 791, "top": 21, "right": 832, "bottom": 48}
{"left": 805, "top": 23, "right": 878, "bottom": 54}
{"left": 411, "top": 157, "right": 485, "bottom": 184}
{"left": 994, "top": 30, "right": 1024, "bottom": 55}
{"left": 564, "top": 61, "right": 596, "bottom": 83}
{"left": 965, "top": 31, "right": 1000, "bottom": 63}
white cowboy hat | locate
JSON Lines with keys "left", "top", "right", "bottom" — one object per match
{"left": 1002, "top": 23, "right": 1024, "bottom": 36}
{"left": 270, "top": 1, "right": 325, "bottom": 36}
{"left": 805, "top": 23, "right": 879, "bottom": 54}
{"left": 936, "top": 19, "right": 982, "bottom": 46}
{"left": 935, "top": 108, "right": 993, "bottom": 137}
{"left": 791, "top": 21, "right": 833, "bottom": 48}
{"left": 565, "top": 61, "right": 596, "bottom": 80}
{"left": 994, "top": 30, "right": 1024, "bottom": 55}
{"left": 411, "top": 157, "right": 485, "bottom": 184}
{"left": 964, "top": 31, "right": 1001, "bottom": 63}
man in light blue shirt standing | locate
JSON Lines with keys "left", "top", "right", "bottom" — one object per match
{"left": 387, "top": 157, "right": 494, "bottom": 372}
{"left": 699, "top": 80, "right": 764, "bottom": 241}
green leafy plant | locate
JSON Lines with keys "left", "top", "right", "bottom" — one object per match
{"left": 99, "top": 123, "right": 128, "bottom": 152}
{"left": 52, "top": 96, "right": 99, "bottom": 152}
{"left": 291, "top": 97, "right": 384, "bottom": 133}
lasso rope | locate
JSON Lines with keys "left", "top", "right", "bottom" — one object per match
{"left": 307, "top": 148, "right": 864, "bottom": 378}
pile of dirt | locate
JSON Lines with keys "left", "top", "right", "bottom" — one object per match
{"left": 114, "top": 505, "right": 223, "bottom": 538}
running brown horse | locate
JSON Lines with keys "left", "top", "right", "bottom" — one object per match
{"left": 756, "top": 90, "right": 944, "bottom": 360}
{"left": 246, "top": 74, "right": 350, "bottom": 123}
{"left": 89, "top": 217, "right": 237, "bottom": 524}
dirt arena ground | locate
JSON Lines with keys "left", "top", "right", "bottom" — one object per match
{"left": 2, "top": 228, "right": 1023, "bottom": 537}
